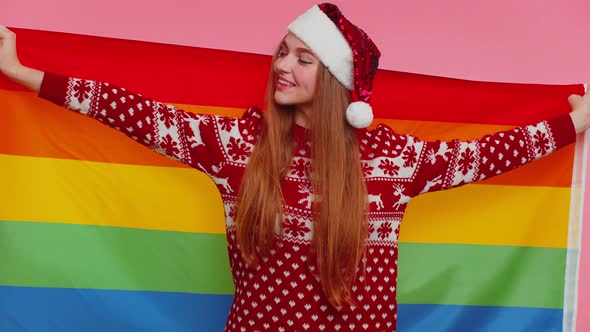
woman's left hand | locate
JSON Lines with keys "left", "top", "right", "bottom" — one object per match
{"left": 568, "top": 84, "right": 590, "bottom": 134}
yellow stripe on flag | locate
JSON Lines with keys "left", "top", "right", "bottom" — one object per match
{"left": 0, "top": 154, "right": 226, "bottom": 234}
{"left": 402, "top": 184, "right": 570, "bottom": 248}
{"left": 0, "top": 153, "right": 570, "bottom": 248}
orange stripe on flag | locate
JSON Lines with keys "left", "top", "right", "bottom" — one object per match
{"left": 0, "top": 89, "right": 574, "bottom": 187}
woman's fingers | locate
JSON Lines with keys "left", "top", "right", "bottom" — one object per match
{"left": 569, "top": 94, "right": 583, "bottom": 110}
{"left": 0, "top": 25, "right": 12, "bottom": 34}
{"left": 0, "top": 26, "right": 15, "bottom": 41}
{"left": 0, "top": 25, "right": 19, "bottom": 76}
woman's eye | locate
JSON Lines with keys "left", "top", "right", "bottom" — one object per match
{"left": 299, "top": 58, "right": 313, "bottom": 65}
{"left": 278, "top": 51, "right": 287, "bottom": 57}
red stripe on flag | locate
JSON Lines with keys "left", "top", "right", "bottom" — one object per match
{"left": 1, "top": 27, "right": 582, "bottom": 126}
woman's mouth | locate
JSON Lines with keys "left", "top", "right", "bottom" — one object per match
{"left": 277, "top": 78, "right": 295, "bottom": 90}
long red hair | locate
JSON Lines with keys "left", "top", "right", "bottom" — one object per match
{"left": 235, "top": 49, "right": 369, "bottom": 307}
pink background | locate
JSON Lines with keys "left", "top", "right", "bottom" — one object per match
{"left": 2, "top": 0, "right": 589, "bottom": 328}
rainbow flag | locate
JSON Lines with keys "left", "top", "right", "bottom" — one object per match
{"left": 0, "top": 28, "right": 586, "bottom": 332}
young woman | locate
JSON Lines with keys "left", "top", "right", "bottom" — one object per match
{"left": 1, "top": 3, "right": 589, "bottom": 332}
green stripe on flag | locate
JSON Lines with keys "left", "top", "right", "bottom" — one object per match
{"left": 0, "top": 220, "right": 235, "bottom": 294}
{"left": 398, "top": 242, "right": 566, "bottom": 309}
{"left": 1, "top": 221, "right": 566, "bottom": 308}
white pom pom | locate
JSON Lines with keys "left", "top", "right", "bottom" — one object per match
{"left": 346, "top": 101, "right": 373, "bottom": 129}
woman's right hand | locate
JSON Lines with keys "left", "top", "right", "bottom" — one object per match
{"left": 0, "top": 25, "right": 22, "bottom": 79}
{"left": 0, "top": 26, "right": 43, "bottom": 92}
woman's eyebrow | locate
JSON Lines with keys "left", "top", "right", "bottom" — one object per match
{"left": 297, "top": 48, "right": 316, "bottom": 58}
{"left": 297, "top": 48, "right": 312, "bottom": 53}
{"left": 280, "top": 42, "right": 316, "bottom": 58}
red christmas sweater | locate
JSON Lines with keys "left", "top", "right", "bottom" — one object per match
{"left": 39, "top": 73, "right": 576, "bottom": 332}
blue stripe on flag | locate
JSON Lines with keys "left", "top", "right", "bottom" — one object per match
{"left": 0, "top": 286, "right": 563, "bottom": 331}
{"left": 398, "top": 303, "right": 562, "bottom": 332}
{"left": 0, "top": 286, "right": 232, "bottom": 332}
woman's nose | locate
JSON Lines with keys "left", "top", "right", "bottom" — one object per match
{"left": 275, "top": 56, "right": 294, "bottom": 73}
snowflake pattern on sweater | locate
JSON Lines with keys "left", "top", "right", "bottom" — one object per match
{"left": 39, "top": 73, "right": 576, "bottom": 332}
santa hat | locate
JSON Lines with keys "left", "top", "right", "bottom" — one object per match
{"left": 288, "top": 3, "right": 381, "bottom": 129}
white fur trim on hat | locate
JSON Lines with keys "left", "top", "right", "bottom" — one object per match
{"left": 288, "top": 4, "right": 354, "bottom": 90}
{"left": 346, "top": 101, "right": 373, "bottom": 128}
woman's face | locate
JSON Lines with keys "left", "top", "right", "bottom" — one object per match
{"left": 273, "top": 33, "right": 319, "bottom": 110}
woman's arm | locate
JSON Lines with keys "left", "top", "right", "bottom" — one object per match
{"left": 363, "top": 85, "right": 589, "bottom": 198}
{"left": 2, "top": 64, "right": 43, "bottom": 92}
{"left": 0, "top": 26, "right": 262, "bottom": 179}
{"left": 408, "top": 86, "right": 590, "bottom": 195}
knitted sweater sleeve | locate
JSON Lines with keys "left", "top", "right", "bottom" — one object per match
{"left": 38, "top": 72, "right": 263, "bottom": 175}
{"left": 379, "top": 114, "right": 576, "bottom": 196}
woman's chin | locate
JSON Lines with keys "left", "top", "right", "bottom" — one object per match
{"left": 273, "top": 96, "right": 295, "bottom": 106}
